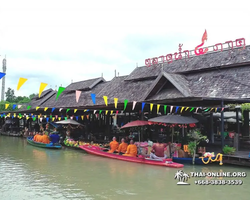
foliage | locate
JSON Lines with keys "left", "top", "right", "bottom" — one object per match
{"left": 241, "top": 103, "right": 250, "bottom": 121}
{"left": 188, "top": 141, "right": 196, "bottom": 156}
{"left": 5, "top": 88, "right": 15, "bottom": 102}
{"left": 222, "top": 145, "right": 236, "bottom": 155}
{"left": 226, "top": 104, "right": 240, "bottom": 110}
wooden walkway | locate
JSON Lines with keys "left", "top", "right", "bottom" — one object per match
{"left": 223, "top": 151, "right": 250, "bottom": 167}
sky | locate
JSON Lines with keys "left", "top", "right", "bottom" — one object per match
{"left": 0, "top": 0, "right": 249, "bottom": 98}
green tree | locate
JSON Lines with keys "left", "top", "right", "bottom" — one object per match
{"left": 5, "top": 87, "right": 16, "bottom": 103}
{"left": 29, "top": 93, "right": 36, "bottom": 100}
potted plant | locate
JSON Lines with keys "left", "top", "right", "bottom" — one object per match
{"left": 222, "top": 145, "right": 236, "bottom": 155}
{"left": 187, "top": 129, "right": 207, "bottom": 165}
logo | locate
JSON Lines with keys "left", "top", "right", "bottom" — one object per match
{"left": 174, "top": 170, "right": 190, "bottom": 185}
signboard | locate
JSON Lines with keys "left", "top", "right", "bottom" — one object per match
{"left": 145, "top": 30, "right": 245, "bottom": 67}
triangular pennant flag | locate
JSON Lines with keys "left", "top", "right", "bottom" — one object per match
{"left": 150, "top": 103, "right": 153, "bottom": 112}
{"left": 95, "top": 114, "right": 98, "bottom": 118}
{"left": 175, "top": 106, "right": 179, "bottom": 113}
{"left": 13, "top": 104, "right": 17, "bottom": 109}
{"left": 70, "top": 116, "right": 73, "bottom": 119}
{"left": 84, "top": 109, "right": 87, "bottom": 112}
{"left": 132, "top": 101, "right": 137, "bottom": 110}
{"left": 65, "top": 117, "right": 67, "bottom": 120}
{"left": 196, "top": 107, "right": 199, "bottom": 113}
{"left": 33, "top": 117, "right": 36, "bottom": 121}
{"left": 170, "top": 106, "right": 173, "bottom": 113}
{"left": 75, "top": 90, "right": 81, "bottom": 102}
{"left": 124, "top": 99, "right": 128, "bottom": 110}
{"left": 215, "top": 108, "right": 218, "bottom": 112}
{"left": 36, "top": 107, "right": 40, "bottom": 111}
{"left": 50, "top": 115, "right": 52, "bottom": 119}
{"left": 94, "top": 110, "right": 97, "bottom": 114}
{"left": 157, "top": 104, "right": 160, "bottom": 113}
{"left": 44, "top": 115, "right": 47, "bottom": 118}
{"left": 86, "top": 115, "right": 89, "bottom": 119}
{"left": 52, "top": 108, "right": 55, "bottom": 112}
{"left": 99, "top": 110, "right": 102, "bottom": 114}
{"left": 210, "top": 108, "right": 214, "bottom": 112}
{"left": 114, "top": 98, "right": 118, "bottom": 108}
{"left": 111, "top": 110, "right": 113, "bottom": 115}
{"left": 106, "top": 110, "right": 108, "bottom": 115}
{"left": 164, "top": 105, "right": 167, "bottom": 114}
{"left": 76, "top": 116, "right": 79, "bottom": 121}
{"left": 221, "top": 108, "right": 224, "bottom": 112}
{"left": 180, "top": 107, "right": 185, "bottom": 113}
{"left": 44, "top": 107, "right": 48, "bottom": 111}
{"left": 39, "top": 82, "right": 48, "bottom": 98}
{"left": 103, "top": 96, "right": 108, "bottom": 106}
{"left": 46, "top": 117, "right": 49, "bottom": 122}
{"left": 27, "top": 105, "right": 31, "bottom": 110}
{"left": 190, "top": 107, "right": 195, "bottom": 112}
{"left": 5, "top": 104, "right": 9, "bottom": 109}
{"left": 55, "top": 115, "right": 58, "bottom": 119}
{"left": 52, "top": 117, "right": 55, "bottom": 121}
{"left": 59, "top": 108, "right": 63, "bottom": 112}
{"left": 74, "top": 109, "right": 77, "bottom": 113}
{"left": 56, "top": 86, "right": 65, "bottom": 100}
{"left": 58, "top": 117, "right": 61, "bottom": 120}
{"left": 17, "top": 78, "right": 28, "bottom": 91}
{"left": 142, "top": 102, "right": 145, "bottom": 112}
{"left": 185, "top": 107, "right": 189, "bottom": 111}
{"left": 0, "top": 72, "right": 6, "bottom": 79}
{"left": 18, "top": 105, "right": 22, "bottom": 109}
{"left": 91, "top": 93, "right": 96, "bottom": 104}
{"left": 204, "top": 108, "right": 210, "bottom": 112}
{"left": 13, "top": 113, "right": 16, "bottom": 117}
{"left": 66, "top": 109, "right": 70, "bottom": 113}
{"left": 26, "top": 116, "right": 29, "bottom": 120}
{"left": 81, "top": 115, "right": 84, "bottom": 120}
{"left": 116, "top": 110, "right": 119, "bottom": 114}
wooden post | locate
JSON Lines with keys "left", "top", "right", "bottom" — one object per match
{"left": 243, "top": 110, "right": 249, "bottom": 137}
{"left": 235, "top": 108, "right": 240, "bottom": 151}
{"left": 210, "top": 112, "right": 214, "bottom": 143}
{"left": 221, "top": 100, "right": 225, "bottom": 150}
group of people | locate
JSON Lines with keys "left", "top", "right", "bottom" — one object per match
{"left": 33, "top": 128, "right": 60, "bottom": 144}
{"left": 106, "top": 137, "right": 167, "bottom": 160}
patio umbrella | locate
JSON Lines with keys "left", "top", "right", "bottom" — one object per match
{"left": 120, "top": 120, "right": 149, "bottom": 129}
{"left": 148, "top": 114, "right": 198, "bottom": 124}
{"left": 55, "top": 119, "right": 83, "bottom": 126}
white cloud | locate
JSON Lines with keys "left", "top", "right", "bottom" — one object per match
{"left": 0, "top": 0, "right": 249, "bottom": 97}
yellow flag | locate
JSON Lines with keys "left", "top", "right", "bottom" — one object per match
{"left": 17, "top": 78, "right": 28, "bottom": 91}
{"left": 106, "top": 110, "right": 108, "bottom": 115}
{"left": 5, "top": 104, "right": 9, "bottom": 109}
{"left": 36, "top": 107, "right": 39, "bottom": 110}
{"left": 58, "top": 117, "right": 61, "bottom": 120}
{"left": 81, "top": 115, "right": 84, "bottom": 120}
{"left": 103, "top": 96, "right": 108, "bottom": 106}
{"left": 44, "top": 115, "right": 47, "bottom": 118}
{"left": 157, "top": 104, "right": 160, "bottom": 113}
{"left": 114, "top": 98, "right": 118, "bottom": 108}
{"left": 26, "top": 116, "right": 29, "bottom": 120}
{"left": 185, "top": 107, "right": 189, "bottom": 111}
{"left": 74, "top": 109, "right": 77, "bottom": 113}
{"left": 181, "top": 107, "right": 185, "bottom": 113}
{"left": 110, "top": 110, "right": 113, "bottom": 115}
{"left": 44, "top": 107, "right": 48, "bottom": 111}
{"left": 84, "top": 109, "right": 87, "bottom": 112}
{"left": 14, "top": 113, "right": 16, "bottom": 117}
{"left": 150, "top": 103, "right": 153, "bottom": 111}
{"left": 210, "top": 108, "right": 214, "bottom": 112}
{"left": 52, "top": 117, "right": 55, "bottom": 121}
{"left": 39, "top": 82, "right": 48, "bottom": 98}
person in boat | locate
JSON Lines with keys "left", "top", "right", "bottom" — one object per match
{"left": 33, "top": 132, "right": 40, "bottom": 142}
{"left": 36, "top": 132, "right": 43, "bottom": 143}
{"left": 123, "top": 140, "right": 137, "bottom": 157}
{"left": 117, "top": 138, "right": 128, "bottom": 155}
{"left": 41, "top": 132, "right": 50, "bottom": 144}
{"left": 49, "top": 130, "right": 60, "bottom": 144}
{"left": 151, "top": 139, "right": 167, "bottom": 160}
{"left": 108, "top": 137, "right": 119, "bottom": 153}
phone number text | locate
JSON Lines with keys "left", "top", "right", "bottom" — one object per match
{"left": 194, "top": 179, "right": 243, "bottom": 185}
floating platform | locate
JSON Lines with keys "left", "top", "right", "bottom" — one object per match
{"left": 223, "top": 151, "right": 250, "bottom": 167}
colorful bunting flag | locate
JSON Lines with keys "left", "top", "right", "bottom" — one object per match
{"left": 75, "top": 90, "right": 81, "bottom": 102}
{"left": 59, "top": 108, "right": 63, "bottom": 112}
{"left": 86, "top": 115, "right": 89, "bottom": 119}
{"left": 52, "top": 108, "right": 55, "bottom": 112}
{"left": 65, "top": 117, "right": 67, "bottom": 120}
{"left": 99, "top": 110, "right": 102, "bottom": 114}
{"left": 27, "top": 105, "right": 31, "bottom": 110}
{"left": 196, "top": 107, "right": 199, "bottom": 113}
{"left": 56, "top": 86, "right": 65, "bottom": 100}
{"left": 221, "top": 108, "right": 224, "bottom": 112}
{"left": 142, "top": 102, "right": 145, "bottom": 112}
{"left": 91, "top": 93, "right": 96, "bottom": 104}
{"left": 76, "top": 116, "right": 79, "bottom": 120}
{"left": 116, "top": 110, "right": 119, "bottom": 114}
{"left": 46, "top": 117, "right": 49, "bottom": 122}
{"left": 164, "top": 105, "right": 167, "bottom": 114}
{"left": 175, "top": 106, "right": 179, "bottom": 113}
{"left": 114, "top": 98, "right": 118, "bottom": 108}
{"left": 111, "top": 110, "right": 113, "bottom": 115}
{"left": 13, "top": 104, "right": 16, "bottom": 109}
{"left": 66, "top": 109, "right": 70, "bottom": 113}
{"left": 190, "top": 107, "right": 194, "bottom": 112}
{"left": 52, "top": 117, "right": 55, "bottom": 121}
{"left": 150, "top": 103, "right": 153, "bottom": 112}
{"left": 106, "top": 110, "right": 108, "bottom": 115}
{"left": 103, "top": 96, "right": 108, "bottom": 106}
{"left": 70, "top": 116, "right": 73, "bottom": 119}
{"left": 185, "top": 107, "right": 189, "bottom": 111}
{"left": 55, "top": 115, "right": 58, "bottom": 119}
{"left": 39, "top": 83, "right": 48, "bottom": 98}
{"left": 157, "top": 104, "right": 160, "bottom": 113}
{"left": 44, "top": 107, "right": 48, "bottom": 111}
{"left": 58, "top": 117, "right": 61, "bottom": 120}
{"left": 132, "top": 101, "right": 137, "bottom": 110}
{"left": 170, "top": 106, "right": 173, "bottom": 113}
{"left": 180, "top": 107, "right": 185, "bottom": 113}
{"left": 124, "top": 99, "right": 128, "bottom": 110}
{"left": 74, "top": 109, "right": 77, "bottom": 113}
{"left": 94, "top": 110, "right": 97, "bottom": 114}
{"left": 18, "top": 105, "right": 22, "bottom": 109}
{"left": 5, "top": 104, "right": 9, "bottom": 109}
{"left": 36, "top": 107, "right": 39, "bottom": 111}
{"left": 17, "top": 78, "right": 28, "bottom": 91}
{"left": 0, "top": 72, "right": 6, "bottom": 80}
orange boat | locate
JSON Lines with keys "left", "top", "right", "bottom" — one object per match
{"left": 79, "top": 145, "right": 184, "bottom": 168}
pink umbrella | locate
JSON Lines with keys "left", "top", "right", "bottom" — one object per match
{"left": 120, "top": 120, "right": 149, "bottom": 129}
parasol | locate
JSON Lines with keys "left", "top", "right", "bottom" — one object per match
{"left": 148, "top": 114, "right": 198, "bottom": 124}
{"left": 55, "top": 119, "right": 83, "bottom": 126}
{"left": 120, "top": 120, "right": 149, "bottom": 129}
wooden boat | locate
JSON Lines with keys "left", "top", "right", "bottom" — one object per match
{"left": 79, "top": 145, "right": 184, "bottom": 168}
{"left": 0, "top": 131, "right": 22, "bottom": 137}
{"left": 27, "top": 137, "right": 62, "bottom": 149}
{"left": 173, "top": 157, "right": 216, "bottom": 165}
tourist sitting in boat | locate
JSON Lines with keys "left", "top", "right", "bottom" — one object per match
{"left": 49, "top": 130, "right": 60, "bottom": 144}
{"left": 151, "top": 139, "right": 167, "bottom": 159}
{"left": 35, "top": 133, "right": 43, "bottom": 143}
{"left": 108, "top": 137, "right": 119, "bottom": 153}
{"left": 123, "top": 140, "right": 137, "bottom": 157}
{"left": 41, "top": 132, "right": 50, "bottom": 144}
{"left": 117, "top": 138, "right": 128, "bottom": 155}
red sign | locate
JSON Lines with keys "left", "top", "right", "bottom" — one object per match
{"left": 145, "top": 30, "right": 245, "bottom": 67}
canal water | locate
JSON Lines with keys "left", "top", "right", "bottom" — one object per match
{"left": 0, "top": 136, "right": 249, "bottom": 200}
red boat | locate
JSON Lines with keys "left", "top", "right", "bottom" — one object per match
{"left": 79, "top": 145, "right": 184, "bottom": 168}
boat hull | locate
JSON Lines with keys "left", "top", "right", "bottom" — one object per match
{"left": 27, "top": 137, "right": 62, "bottom": 149}
{"left": 79, "top": 145, "right": 184, "bottom": 168}
{"left": 173, "top": 157, "right": 216, "bottom": 165}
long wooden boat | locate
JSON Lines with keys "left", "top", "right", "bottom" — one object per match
{"left": 27, "top": 137, "right": 62, "bottom": 149}
{"left": 173, "top": 157, "right": 216, "bottom": 165}
{"left": 79, "top": 145, "right": 184, "bottom": 168}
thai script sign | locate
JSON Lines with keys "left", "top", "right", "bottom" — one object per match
{"left": 145, "top": 30, "right": 245, "bottom": 67}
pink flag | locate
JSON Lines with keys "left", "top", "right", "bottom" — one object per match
{"left": 116, "top": 110, "right": 119, "bottom": 114}
{"left": 76, "top": 90, "right": 81, "bottom": 103}
{"left": 132, "top": 101, "right": 137, "bottom": 110}
{"left": 55, "top": 115, "right": 58, "bottom": 119}
{"left": 221, "top": 107, "right": 224, "bottom": 112}
{"left": 70, "top": 116, "right": 73, "bottom": 119}
{"left": 170, "top": 106, "right": 173, "bottom": 113}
